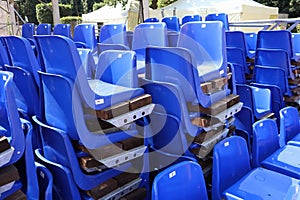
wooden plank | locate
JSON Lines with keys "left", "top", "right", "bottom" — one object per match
{"left": 200, "top": 82, "right": 213, "bottom": 94}
{"left": 129, "top": 94, "right": 152, "bottom": 111}
{"left": 288, "top": 77, "right": 300, "bottom": 85}
{"left": 120, "top": 188, "right": 147, "bottom": 200}
{"left": 191, "top": 116, "right": 220, "bottom": 127}
{"left": 118, "top": 137, "right": 144, "bottom": 151}
{"left": 113, "top": 169, "right": 139, "bottom": 187}
{"left": 211, "top": 77, "right": 228, "bottom": 90}
{"left": 0, "top": 136, "right": 10, "bottom": 153}
{"left": 79, "top": 156, "right": 105, "bottom": 169}
{"left": 193, "top": 126, "right": 224, "bottom": 144}
{"left": 0, "top": 165, "right": 19, "bottom": 187}
{"left": 87, "top": 179, "right": 118, "bottom": 199}
{"left": 4, "top": 190, "right": 27, "bottom": 200}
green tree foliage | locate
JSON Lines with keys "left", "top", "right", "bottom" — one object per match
{"left": 289, "top": 0, "right": 300, "bottom": 17}
{"left": 36, "top": 3, "right": 72, "bottom": 24}
{"left": 157, "top": 0, "right": 176, "bottom": 8}
{"left": 93, "top": 2, "right": 106, "bottom": 11}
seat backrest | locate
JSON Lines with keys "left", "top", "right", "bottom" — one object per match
{"left": 245, "top": 32, "right": 257, "bottom": 52}
{"left": 132, "top": 22, "right": 168, "bottom": 56}
{"left": 226, "top": 31, "right": 248, "bottom": 57}
{"left": 0, "top": 71, "right": 25, "bottom": 165}
{"left": 36, "top": 23, "right": 52, "bottom": 35}
{"left": 178, "top": 21, "right": 227, "bottom": 79}
{"left": 53, "top": 24, "right": 71, "bottom": 38}
{"left": 226, "top": 47, "right": 249, "bottom": 75}
{"left": 78, "top": 48, "right": 95, "bottom": 79}
{"left": 22, "top": 23, "right": 35, "bottom": 39}
{"left": 152, "top": 161, "right": 208, "bottom": 200}
{"left": 279, "top": 106, "right": 300, "bottom": 146}
{"left": 253, "top": 65, "right": 289, "bottom": 96}
{"left": 252, "top": 119, "right": 279, "bottom": 168}
{"left": 255, "top": 48, "right": 294, "bottom": 79}
{"left": 292, "top": 33, "right": 300, "bottom": 54}
{"left": 0, "top": 41, "right": 11, "bottom": 69}
{"left": 36, "top": 163, "right": 53, "bottom": 200}
{"left": 205, "top": 13, "right": 229, "bottom": 30}
{"left": 212, "top": 136, "right": 251, "bottom": 200}
{"left": 257, "top": 30, "right": 294, "bottom": 59}
{"left": 146, "top": 46, "right": 227, "bottom": 107}
{"left": 73, "top": 23, "right": 97, "bottom": 50}
{"left": 144, "top": 17, "right": 159, "bottom": 23}
{"left": 4, "top": 36, "right": 41, "bottom": 85}
{"left": 99, "top": 23, "right": 127, "bottom": 45}
{"left": 162, "top": 16, "right": 180, "bottom": 32}
{"left": 95, "top": 50, "right": 137, "bottom": 88}
{"left": 35, "top": 148, "right": 81, "bottom": 199}
{"left": 182, "top": 14, "right": 201, "bottom": 25}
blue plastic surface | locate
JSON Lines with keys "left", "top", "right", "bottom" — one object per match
{"left": 73, "top": 24, "right": 97, "bottom": 50}
{"left": 226, "top": 47, "right": 250, "bottom": 76}
{"left": 77, "top": 48, "right": 96, "bottom": 79}
{"left": 99, "top": 23, "right": 127, "bottom": 45}
{"left": 255, "top": 48, "right": 295, "bottom": 80}
{"left": 95, "top": 50, "right": 137, "bottom": 88}
{"left": 226, "top": 30, "right": 254, "bottom": 59}
{"left": 162, "top": 16, "right": 180, "bottom": 32}
{"left": 132, "top": 22, "right": 168, "bottom": 73}
{"left": 182, "top": 15, "right": 201, "bottom": 25}
{"left": 22, "top": 23, "right": 35, "bottom": 39}
{"left": 279, "top": 106, "right": 300, "bottom": 147}
{"left": 0, "top": 71, "right": 25, "bottom": 165}
{"left": 36, "top": 23, "right": 51, "bottom": 35}
{"left": 212, "top": 136, "right": 300, "bottom": 200}
{"left": 97, "top": 43, "right": 130, "bottom": 55}
{"left": 146, "top": 46, "right": 228, "bottom": 108}
{"left": 152, "top": 161, "right": 208, "bottom": 200}
{"left": 245, "top": 32, "right": 257, "bottom": 55}
{"left": 205, "top": 13, "right": 229, "bottom": 30}
{"left": 178, "top": 21, "right": 227, "bottom": 80}
{"left": 257, "top": 30, "right": 300, "bottom": 62}
{"left": 292, "top": 33, "right": 300, "bottom": 57}
{"left": 53, "top": 24, "right": 71, "bottom": 38}
{"left": 33, "top": 116, "right": 141, "bottom": 191}
{"left": 144, "top": 17, "right": 159, "bottom": 23}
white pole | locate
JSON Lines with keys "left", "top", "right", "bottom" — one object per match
{"left": 142, "top": 0, "right": 149, "bottom": 20}
{"left": 52, "top": 0, "right": 60, "bottom": 25}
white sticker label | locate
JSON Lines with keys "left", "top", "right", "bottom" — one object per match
{"left": 201, "top": 24, "right": 206, "bottom": 28}
{"left": 169, "top": 171, "right": 176, "bottom": 178}
{"left": 2, "top": 75, "right": 7, "bottom": 81}
{"left": 95, "top": 99, "right": 104, "bottom": 105}
{"left": 224, "top": 141, "right": 229, "bottom": 147}
{"left": 220, "top": 70, "right": 224, "bottom": 75}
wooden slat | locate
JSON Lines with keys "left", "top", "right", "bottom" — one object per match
{"left": 87, "top": 179, "right": 118, "bottom": 199}
{"left": 191, "top": 116, "right": 220, "bottom": 127}
{"left": 193, "top": 126, "right": 224, "bottom": 144}
{"left": 118, "top": 137, "right": 144, "bottom": 151}
{"left": 120, "top": 188, "right": 147, "bottom": 200}
{"left": 4, "top": 190, "right": 27, "bottom": 200}
{"left": 0, "top": 136, "right": 10, "bottom": 153}
{"left": 96, "top": 94, "right": 152, "bottom": 120}
{"left": 79, "top": 156, "right": 105, "bottom": 169}
{"left": 0, "top": 165, "right": 19, "bottom": 187}
{"left": 113, "top": 169, "right": 139, "bottom": 187}
{"left": 288, "top": 77, "right": 300, "bottom": 85}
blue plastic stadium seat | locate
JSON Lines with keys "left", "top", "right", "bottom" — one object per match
{"left": 152, "top": 161, "right": 208, "bottom": 200}
{"left": 236, "top": 84, "right": 272, "bottom": 120}
{"left": 292, "top": 33, "right": 300, "bottom": 57}
{"left": 279, "top": 106, "right": 300, "bottom": 147}
{"left": 255, "top": 48, "right": 296, "bottom": 80}
{"left": 97, "top": 43, "right": 129, "bottom": 55}
{"left": 3, "top": 36, "right": 41, "bottom": 119}
{"left": 178, "top": 21, "right": 227, "bottom": 81}
{"left": 182, "top": 14, "right": 202, "bottom": 25}
{"left": 132, "top": 22, "right": 168, "bottom": 74}
{"left": 77, "top": 48, "right": 96, "bottom": 79}
{"left": 245, "top": 32, "right": 257, "bottom": 55}
{"left": 0, "top": 71, "right": 25, "bottom": 166}
{"left": 212, "top": 136, "right": 300, "bottom": 200}
{"left": 33, "top": 116, "right": 149, "bottom": 198}
{"left": 252, "top": 118, "right": 300, "bottom": 179}
{"left": 36, "top": 23, "right": 51, "bottom": 35}
{"left": 22, "top": 23, "right": 35, "bottom": 40}
{"left": 144, "top": 17, "right": 159, "bottom": 23}
{"left": 257, "top": 30, "right": 300, "bottom": 62}
{"left": 226, "top": 47, "right": 250, "bottom": 77}
{"left": 226, "top": 30, "right": 254, "bottom": 59}
{"left": 53, "top": 24, "right": 71, "bottom": 38}
{"left": 73, "top": 24, "right": 97, "bottom": 50}
{"left": 95, "top": 50, "right": 138, "bottom": 88}
{"left": 162, "top": 16, "right": 180, "bottom": 32}
{"left": 205, "top": 13, "right": 229, "bottom": 30}
{"left": 99, "top": 23, "right": 127, "bottom": 45}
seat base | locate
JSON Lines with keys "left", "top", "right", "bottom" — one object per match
{"left": 224, "top": 167, "right": 300, "bottom": 199}
{"left": 262, "top": 144, "right": 300, "bottom": 179}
